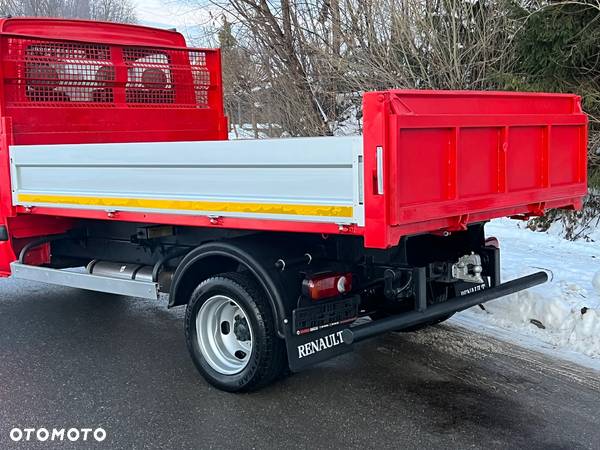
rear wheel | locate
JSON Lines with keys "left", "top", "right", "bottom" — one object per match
{"left": 184, "top": 272, "right": 286, "bottom": 392}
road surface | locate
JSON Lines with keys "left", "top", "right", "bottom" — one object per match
{"left": 0, "top": 278, "right": 598, "bottom": 449}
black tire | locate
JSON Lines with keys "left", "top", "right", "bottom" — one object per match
{"left": 184, "top": 272, "right": 287, "bottom": 392}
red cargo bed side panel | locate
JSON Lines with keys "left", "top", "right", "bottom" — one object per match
{"left": 396, "top": 128, "right": 449, "bottom": 205}
{"left": 362, "top": 90, "right": 588, "bottom": 249}
{"left": 457, "top": 127, "right": 499, "bottom": 197}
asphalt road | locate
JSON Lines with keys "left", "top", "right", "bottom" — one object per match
{"left": 0, "top": 278, "right": 598, "bottom": 450}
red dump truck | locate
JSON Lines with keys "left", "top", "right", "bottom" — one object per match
{"left": 0, "top": 17, "right": 588, "bottom": 391}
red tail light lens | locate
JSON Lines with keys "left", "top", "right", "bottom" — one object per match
{"left": 303, "top": 273, "right": 353, "bottom": 300}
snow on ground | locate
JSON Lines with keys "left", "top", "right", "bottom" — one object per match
{"left": 453, "top": 218, "right": 600, "bottom": 370}
{"left": 228, "top": 124, "right": 272, "bottom": 140}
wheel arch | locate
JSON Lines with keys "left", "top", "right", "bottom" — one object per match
{"left": 169, "top": 240, "right": 288, "bottom": 339}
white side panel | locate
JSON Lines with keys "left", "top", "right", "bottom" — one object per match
{"left": 10, "top": 136, "right": 365, "bottom": 225}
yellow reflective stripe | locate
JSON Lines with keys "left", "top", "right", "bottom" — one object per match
{"left": 17, "top": 193, "right": 353, "bottom": 218}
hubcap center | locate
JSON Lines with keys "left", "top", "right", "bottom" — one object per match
{"left": 233, "top": 315, "right": 251, "bottom": 341}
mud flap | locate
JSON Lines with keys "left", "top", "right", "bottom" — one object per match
{"left": 286, "top": 323, "right": 353, "bottom": 372}
{"left": 286, "top": 295, "right": 359, "bottom": 371}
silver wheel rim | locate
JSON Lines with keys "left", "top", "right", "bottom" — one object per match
{"left": 196, "top": 295, "right": 253, "bottom": 375}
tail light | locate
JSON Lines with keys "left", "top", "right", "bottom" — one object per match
{"left": 302, "top": 273, "right": 353, "bottom": 301}
{"left": 485, "top": 236, "right": 500, "bottom": 249}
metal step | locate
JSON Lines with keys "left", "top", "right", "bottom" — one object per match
{"left": 10, "top": 262, "right": 159, "bottom": 299}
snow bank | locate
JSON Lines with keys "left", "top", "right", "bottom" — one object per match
{"left": 458, "top": 219, "right": 600, "bottom": 363}
{"left": 468, "top": 289, "right": 600, "bottom": 358}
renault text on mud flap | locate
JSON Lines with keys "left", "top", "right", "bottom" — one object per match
{"left": 297, "top": 331, "right": 344, "bottom": 358}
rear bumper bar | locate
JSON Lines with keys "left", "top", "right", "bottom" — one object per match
{"left": 341, "top": 271, "right": 548, "bottom": 344}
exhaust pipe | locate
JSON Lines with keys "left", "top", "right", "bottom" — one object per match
{"left": 341, "top": 271, "right": 548, "bottom": 345}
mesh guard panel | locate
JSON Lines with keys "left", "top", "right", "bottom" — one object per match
{"left": 0, "top": 33, "right": 226, "bottom": 145}
{"left": 5, "top": 38, "right": 114, "bottom": 107}
{"left": 123, "top": 47, "right": 210, "bottom": 108}
{"left": 3, "top": 37, "right": 211, "bottom": 109}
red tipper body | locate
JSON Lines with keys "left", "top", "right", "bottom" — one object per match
{"left": 0, "top": 18, "right": 588, "bottom": 276}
